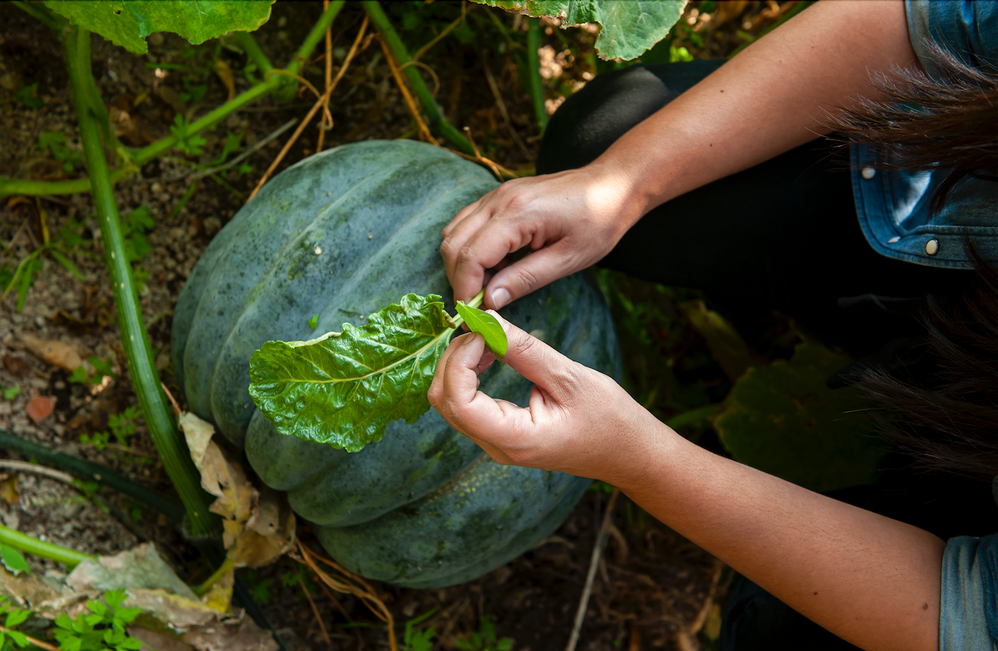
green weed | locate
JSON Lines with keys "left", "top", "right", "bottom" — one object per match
{"left": 454, "top": 616, "right": 513, "bottom": 651}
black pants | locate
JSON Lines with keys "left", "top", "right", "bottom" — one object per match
{"left": 538, "top": 60, "right": 974, "bottom": 357}
{"left": 538, "top": 62, "right": 992, "bottom": 651}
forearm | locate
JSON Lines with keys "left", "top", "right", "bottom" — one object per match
{"left": 592, "top": 0, "right": 919, "bottom": 225}
{"left": 617, "top": 427, "right": 944, "bottom": 651}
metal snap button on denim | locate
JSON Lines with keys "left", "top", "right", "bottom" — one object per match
{"left": 925, "top": 239, "right": 939, "bottom": 255}
{"left": 861, "top": 167, "right": 876, "bottom": 180}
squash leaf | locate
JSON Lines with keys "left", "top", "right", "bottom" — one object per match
{"left": 470, "top": 0, "right": 688, "bottom": 61}
{"left": 249, "top": 294, "right": 456, "bottom": 453}
{"left": 45, "top": 0, "right": 275, "bottom": 55}
{"left": 714, "top": 341, "right": 887, "bottom": 494}
{"left": 455, "top": 301, "right": 508, "bottom": 359}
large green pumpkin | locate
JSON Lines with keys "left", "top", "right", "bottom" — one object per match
{"left": 171, "top": 140, "right": 621, "bottom": 588}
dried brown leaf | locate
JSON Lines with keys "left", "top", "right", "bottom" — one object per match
{"left": 19, "top": 333, "right": 84, "bottom": 372}
{"left": 26, "top": 395, "right": 55, "bottom": 425}
{"left": 3, "top": 354, "right": 31, "bottom": 378}
{"left": 0, "top": 474, "right": 19, "bottom": 506}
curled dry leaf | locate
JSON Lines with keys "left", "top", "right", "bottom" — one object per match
{"left": 179, "top": 412, "right": 295, "bottom": 565}
{"left": 1, "top": 544, "right": 277, "bottom": 648}
{"left": 18, "top": 333, "right": 84, "bottom": 372}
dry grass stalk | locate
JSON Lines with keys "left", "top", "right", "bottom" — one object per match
{"left": 294, "top": 539, "right": 398, "bottom": 651}
{"left": 248, "top": 16, "right": 370, "bottom": 201}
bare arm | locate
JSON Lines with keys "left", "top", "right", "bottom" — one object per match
{"left": 429, "top": 318, "right": 945, "bottom": 651}
{"left": 596, "top": 0, "right": 919, "bottom": 217}
{"left": 442, "top": 0, "right": 920, "bottom": 308}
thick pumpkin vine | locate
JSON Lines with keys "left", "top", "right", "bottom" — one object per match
{"left": 249, "top": 291, "right": 507, "bottom": 453}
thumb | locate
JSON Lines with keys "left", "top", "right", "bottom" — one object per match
{"left": 484, "top": 243, "right": 577, "bottom": 310}
{"left": 491, "top": 312, "right": 581, "bottom": 402}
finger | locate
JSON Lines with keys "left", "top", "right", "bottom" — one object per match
{"left": 450, "top": 222, "right": 533, "bottom": 305}
{"left": 442, "top": 196, "right": 484, "bottom": 240}
{"left": 440, "top": 206, "right": 497, "bottom": 302}
{"left": 431, "top": 334, "right": 507, "bottom": 431}
{"left": 483, "top": 241, "right": 580, "bottom": 310}
{"left": 490, "top": 313, "right": 582, "bottom": 403}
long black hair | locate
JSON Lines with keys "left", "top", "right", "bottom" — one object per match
{"left": 829, "top": 45, "right": 998, "bottom": 481}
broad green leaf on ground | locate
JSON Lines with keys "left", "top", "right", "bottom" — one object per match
{"left": 714, "top": 341, "right": 888, "bottom": 494}
{"left": 249, "top": 294, "right": 457, "bottom": 453}
{"left": 471, "top": 0, "right": 688, "bottom": 60}
{"left": 455, "top": 302, "right": 508, "bottom": 359}
{"left": 0, "top": 546, "right": 30, "bottom": 576}
{"left": 44, "top": 1, "right": 275, "bottom": 55}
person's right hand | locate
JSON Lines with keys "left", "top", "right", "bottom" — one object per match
{"left": 440, "top": 162, "right": 642, "bottom": 309}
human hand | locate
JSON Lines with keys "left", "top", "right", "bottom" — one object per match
{"left": 428, "top": 312, "right": 666, "bottom": 484}
{"left": 440, "top": 163, "right": 640, "bottom": 309}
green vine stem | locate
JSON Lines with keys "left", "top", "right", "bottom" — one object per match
{"left": 526, "top": 17, "right": 548, "bottom": 134}
{"left": 234, "top": 32, "right": 295, "bottom": 103}
{"left": 0, "top": 429, "right": 185, "bottom": 523}
{"left": 0, "top": 524, "right": 93, "bottom": 568}
{"left": 63, "top": 26, "right": 220, "bottom": 541}
{"left": 0, "top": 1, "right": 345, "bottom": 198}
{"left": 361, "top": 1, "right": 476, "bottom": 156}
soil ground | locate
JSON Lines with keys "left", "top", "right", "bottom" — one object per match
{"left": 0, "top": 3, "right": 803, "bottom": 649}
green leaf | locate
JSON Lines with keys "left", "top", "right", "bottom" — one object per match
{"left": 12, "top": 83, "right": 44, "bottom": 108}
{"left": 8, "top": 630, "right": 30, "bottom": 648}
{"left": 1, "top": 387, "right": 21, "bottom": 400}
{"left": 455, "top": 302, "right": 507, "bottom": 359}
{"left": 44, "top": 1, "right": 276, "bottom": 55}
{"left": 249, "top": 293, "right": 456, "bottom": 453}
{"left": 470, "top": 0, "right": 688, "bottom": 60}
{"left": 307, "top": 314, "right": 319, "bottom": 330}
{"left": 714, "top": 341, "right": 888, "bottom": 494}
{"left": 50, "top": 249, "right": 86, "bottom": 281}
{"left": 0, "top": 546, "right": 30, "bottom": 576}
{"left": 4, "top": 608, "right": 29, "bottom": 629}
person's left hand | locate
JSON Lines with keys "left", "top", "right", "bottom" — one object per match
{"left": 428, "top": 312, "right": 665, "bottom": 484}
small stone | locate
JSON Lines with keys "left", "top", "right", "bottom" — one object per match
{"left": 148, "top": 32, "right": 164, "bottom": 47}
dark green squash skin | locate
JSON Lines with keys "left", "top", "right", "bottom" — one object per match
{"left": 171, "top": 141, "right": 621, "bottom": 588}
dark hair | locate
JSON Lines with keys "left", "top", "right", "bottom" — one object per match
{"left": 854, "top": 244, "right": 998, "bottom": 480}
{"left": 828, "top": 42, "right": 998, "bottom": 214}
{"left": 830, "top": 44, "right": 998, "bottom": 480}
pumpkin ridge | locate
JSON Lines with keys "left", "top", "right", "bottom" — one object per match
{"left": 201, "top": 162, "right": 410, "bottom": 408}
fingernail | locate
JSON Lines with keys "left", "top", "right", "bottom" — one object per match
{"left": 491, "top": 287, "right": 510, "bottom": 310}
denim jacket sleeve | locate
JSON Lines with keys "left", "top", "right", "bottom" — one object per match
{"left": 851, "top": 0, "right": 998, "bottom": 269}
{"left": 939, "top": 535, "right": 998, "bottom": 650}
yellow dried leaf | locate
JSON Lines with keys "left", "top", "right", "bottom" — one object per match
{"left": 19, "top": 333, "right": 83, "bottom": 372}
{"left": 0, "top": 474, "right": 19, "bottom": 506}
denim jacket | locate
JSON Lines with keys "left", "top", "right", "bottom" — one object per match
{"left": 851, "top": 0, "right": 998, "bottom": 269}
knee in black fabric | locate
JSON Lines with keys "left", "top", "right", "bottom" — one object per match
{"left": 538, "top": 61, "right": 725, "bottom": 174}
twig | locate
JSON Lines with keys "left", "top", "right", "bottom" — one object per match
{"left": 399, "top": 60, "right": 441, "bottom": 98}
{"left": 162, "top": 118, "right": 298, "bottom": 183}
{"left": 411, "top": 5, "right": 464, "bottom": 62}
{"left": 479, "top": 50, "right": 531, "bottom": 160}
{"left": 566, "top": 487, "right": 621, "bottom": 651}
{"left": 294, "top": 540, "right": 397, "bottom": 651}
{"left": 161, "top": 381, "right": 182, "bottom": 419}
{"left": 0, "top": 626, "right": 60, "bottom": 651}
{"left": 316, "top": 0, "right": 334, "bottom": 154}
{"left": 264, "top": 70, "right": 334, "bottom": 129}
{"left": 0, "top": 459, "right": 75, "bottom": 485}
{"left": 295, "top": 565, "right": 334, "bottom": 651}
{"left": 381, "top": 39, "right": 439, "bottom": 146}
{"left": 248, "top": 16, "right": 369, "bottom": 201}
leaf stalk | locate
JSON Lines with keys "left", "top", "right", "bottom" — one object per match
{"left": 62, "top": 26, "right": 220, "bottom": 540}
{"left": 361, "top": 1, "right": 476, "bottom": 156}
{"left": 0, "top": 524, "right": 93, "bottom": 568}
